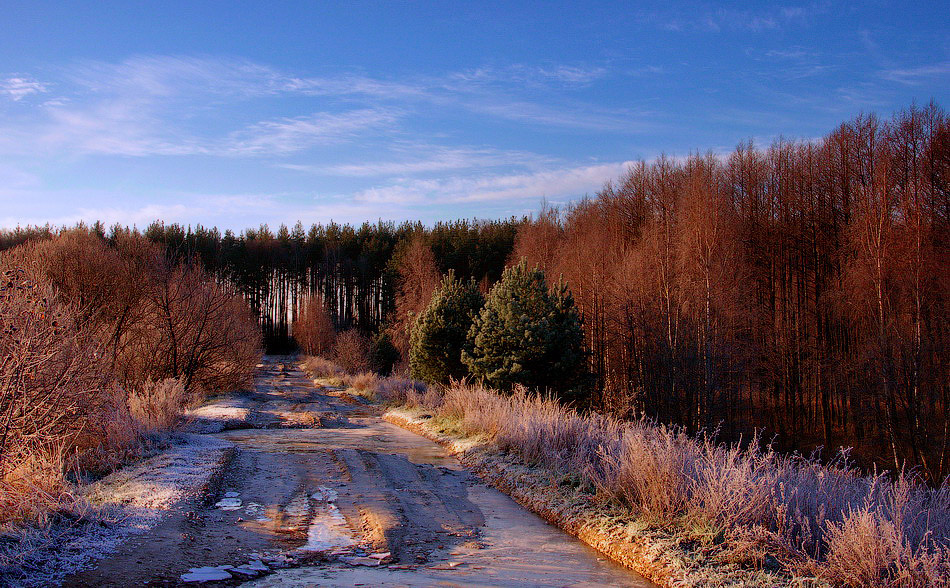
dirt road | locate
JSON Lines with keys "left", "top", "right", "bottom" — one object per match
{"left": 66, "top": 357, "right": 653, "bottom": 587}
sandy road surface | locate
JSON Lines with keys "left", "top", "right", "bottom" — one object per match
{"left": 65, "top": 357, "right": 653, "bottom": 587}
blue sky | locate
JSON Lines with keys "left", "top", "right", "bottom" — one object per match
{"left": 1, "top": 1, "right": 947, "bottom": 230}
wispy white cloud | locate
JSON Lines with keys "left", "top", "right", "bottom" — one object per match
{"left": 648, "top": 4, "right": 820, "bottom": 33}
{"left": 223, "top": 109, "right": 400, "bottom": 156}
{"left": 448, "top": 64, "right": 607, "bottom": 89}
{"left": 354, "top": 161, "right": 633, "bottom": 205}
{"left": 763, "top": 47, "right": 818, "bottom": 60}
{"left": 280, "top": 145, "right": 552, "bottom": 177}
{"left": 0, "top": 55, "right": 642, "bottom": 161}
{"left": 0, "top": 76, "right": 47, "bottom": 101}
{"left": 881, "top": 62, "right": 950, "bottom": 85}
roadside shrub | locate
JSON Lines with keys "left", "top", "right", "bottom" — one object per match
{"left": 374, "top": 378, "right": 428, "bottom": 406}
{"left": 4, "top": 230, "right": 261, "bottom": 398}
{"left": 333, "top": 329, "right": 371, "bottom": 374}
{"left": 410, "top": 271, "right": 483, "bottom": 384}
{"left": 127, "top": 379, "right": 188, "bottom": 434}
{"left": 343, "top": 372, "right": 379, "bottom": 396}
{"left": 120, "top": 261, "right": 261, "bottom": 395}
{"left": 403, "top": 380, "right": 950, "bottom": 585}
{"left": 463, "top": 260, "right": 587, "bottom": 398}
{"left": 293, "top": 295, "right": 336, "bottom": 356}
{"left": 0, "top": 268, "right": 117, "bottom": 525}
{"left": 0, "top": 230, "right": 262, "bottom": 528}
{"left": 300, "top": 356, "right": 345, "bottom": 379}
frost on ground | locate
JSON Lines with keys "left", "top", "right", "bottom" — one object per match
{"left": 384, "top": 407, "right": 792, "bottom": 588}
{"left": 0, "top": 433, "right": 231, "bottom": 588}
{"left": 184, "top": 398, "right": 254, "bottom": 433}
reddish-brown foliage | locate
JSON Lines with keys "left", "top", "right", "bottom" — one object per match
{"left": 292, "top": 294, "right": 336, "bottom": 356}
{"left": 389, "top": 236, "right": 441, "bottom": 361}
{"left": 513, "top": 102, "right": 949, "bottom": 479}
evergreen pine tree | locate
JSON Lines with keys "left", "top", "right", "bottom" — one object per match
{"left": 409, "top": 271, "right": 484, "bottom": 384}
{"left": 463, "top": 260, "right": 587, "bottom": 397}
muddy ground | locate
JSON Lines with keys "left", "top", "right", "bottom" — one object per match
{"left": 64, "top": 357, "right": 653, "bottom": 587}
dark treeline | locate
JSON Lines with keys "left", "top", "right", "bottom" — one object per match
{"left": 0, "top": 219, "right": 523, "bottom": 352}
{"left": 513, "top": 102, "right": 948, "bottom": 478}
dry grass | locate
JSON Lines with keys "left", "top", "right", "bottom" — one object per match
{"left": 372, "top": 376, "right": 431, "bottom": 406}
{"left": 300, "top": 356, "right": 345, "bottom": 379}
{"left": 0, "top": 445, "right": 87, "bottom": 529}
{"left": 343, "top": 372, "right": 380, "bottom": 397}
{"left": 398, "top": 380, "right": 950, "bottom": 586}
{"left": 127, "top": 378, "right": 188, "bottom": 434}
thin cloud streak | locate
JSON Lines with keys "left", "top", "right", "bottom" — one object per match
{"left": 354, "top": 162, "right": 633, "bottom": 205}
{"left": 224, "top": 109, "right": 401, "bottom": 156}
{"left": 882, "top": 62, "right": 950, "bottom": 85}
{"left": 279, "top": 145, "right": 553, "bottom": 177}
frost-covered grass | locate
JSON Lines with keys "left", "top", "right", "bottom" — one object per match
{"left": 0, "top": 434, "right": 231, "bottom": 587}
{"left": 387, "top": 379, "right": 950, "bottom": 587}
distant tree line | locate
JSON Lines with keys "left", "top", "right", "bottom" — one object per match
{"left": 1, "top": 219, "right": 523, "bottom": 352}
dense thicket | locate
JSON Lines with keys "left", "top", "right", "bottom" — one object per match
{"left": 512, "top": 102, "right": 949, "bottom": 477}
{"left": 0, "top": 229, "right": 261, "bottom": 524}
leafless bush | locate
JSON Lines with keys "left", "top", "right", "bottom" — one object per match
{"left": 120, "top": 261, "right": 261, "bottom": 396}
{"left": 0, "top": 268, "right": 116, "bottom": 525}
{"left": 5, "top": 230, "right": 261, "bottom": 399}
{"left": 127, "top": 379, "right": 187, "bottom": 434}
{"left": 293, "top": 295, "right": 336, "bottom": 356}
{"left": 332, "top": 329, "right": 371, "bottom": 374}
{"left": 0, "top": 230, "right": 262, "bottom": 528}
{"left": 343, "top": 372, "right": 379, "bottom": 396}
{"left": 300, "top": 356, "right": 345, "bottom": 379}
{"left": 407, "top": 380, "right": 950, "bottom": 584}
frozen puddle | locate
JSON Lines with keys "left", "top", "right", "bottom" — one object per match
{"left": 215, "top": 497, "right": 242, "bottom": 510}
{"left": 245, "top": 501, "right": 271, "bottom": 522}
{"left": 300, "top": 486, "right": 355, "bottom": 552}
{"left": 301, "top": 503, "right": 355, "bottom": 551}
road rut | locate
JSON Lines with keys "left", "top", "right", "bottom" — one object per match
{"left": 65, "top": 357, "right": 653, "bottom": 587}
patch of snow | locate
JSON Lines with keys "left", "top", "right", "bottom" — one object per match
{"left": 215, "top": 497, "right": 242, "bottom": 510}
{"left": 180, "top": 566, "right": 233, "bottom": 582}
{"left": 224, "top": 491, "right": 240, "bottom": 498}
{"left": 244, "top": 502, "right": 271, "bottom": 522}
{"left": 342, "top": 555, "right": 380, "bottom": 566}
